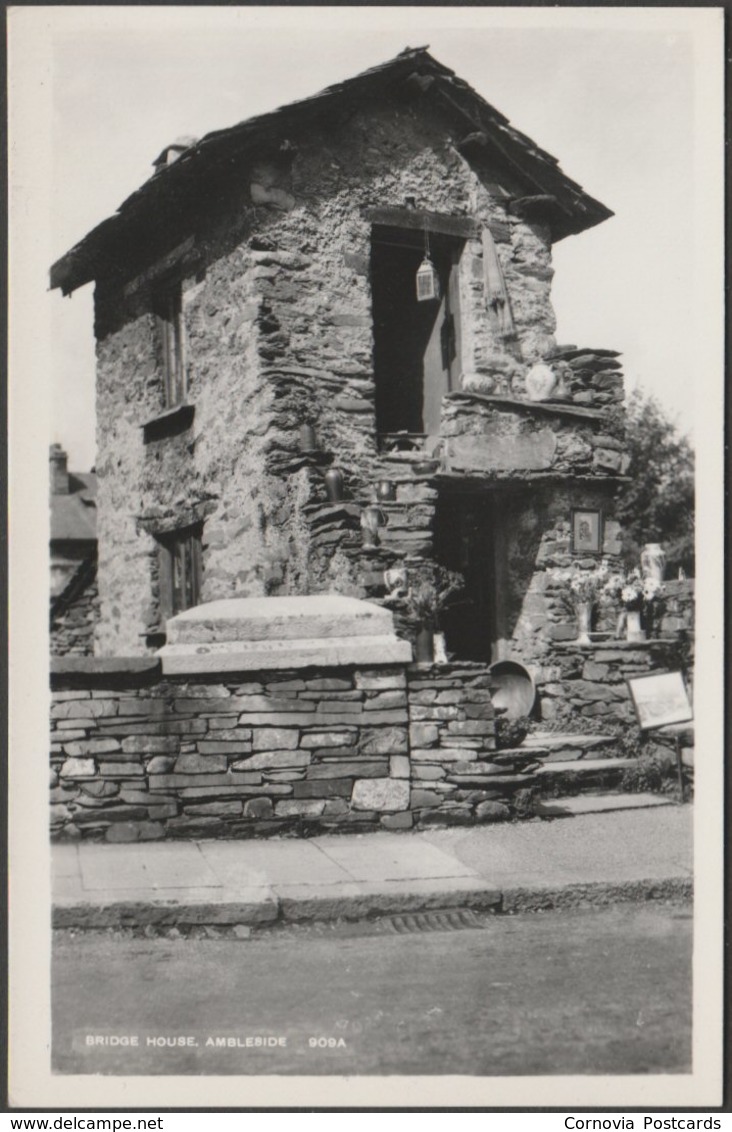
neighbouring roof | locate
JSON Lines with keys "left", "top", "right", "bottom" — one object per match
{"left": 50, "top": 46, "right": 612, "bottom": 295}
{"left": 51, "top": 472, "right": 97, "bottom": 543}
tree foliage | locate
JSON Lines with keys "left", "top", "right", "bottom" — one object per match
{"left": 615, "top": 391, "right": 695, "bottom": 576}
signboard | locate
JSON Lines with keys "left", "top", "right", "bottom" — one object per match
{"left": 627, "top": 671, "right": 693, "bottom": 731}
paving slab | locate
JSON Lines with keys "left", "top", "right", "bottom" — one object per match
{"left": 312, "top": 831, "right": 478, "bottom": 882}
{"left": 78, "top": 841, "right": 220, "bottom": 891}
{"left": 198, "top": 839, "right": 354, "bottom": 886}
{"left": 51, "top": 804, "right": 693, "bottom": 929}
{"left": 422, "top": 806, "right": 692, "bottom": 890}
{"left": 51, "top": 844, "right": 80, "bottom": 879}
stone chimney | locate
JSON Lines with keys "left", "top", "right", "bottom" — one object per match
{"left": 50, "top": 443, "right": 69, "bottom": 495}
{"left": 152, "top": 135, "right": 198, "bottom": 171}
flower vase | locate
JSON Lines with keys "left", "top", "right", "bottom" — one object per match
{"left": 415, "top": 626, "right": 435, "bottom": 665}
{"left": 575, "top": 601, "right": 592, "bottom": 645}
{"left": 640, "top": 543, "right": 666, "bottom": 583}
{"left": 626, "top": 609, "right": 646, "bottom": 642}
{"left": 324, "top": 467, "right": 345, "bottom": 503}
{"left": 433, "top": 631, "right": 448, "bottom": 665}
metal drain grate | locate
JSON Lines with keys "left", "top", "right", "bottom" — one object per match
{"left": 377, "top": 909, "right": 486, "bottom": 935}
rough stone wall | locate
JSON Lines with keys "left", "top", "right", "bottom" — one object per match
{"left": 91, "top": 97, "right": 565, "bottom": 653}
{"left": 484, "top": 483, "right": 620, "bottom": 672}
{"left": 537, "top": 638, "right": 694, "bottom": 726}
{"left": 50, "top": 569, "right": 100, "bottom": 656}
{"left": 49, "top": 658, "right": 576, "bottom": 841}
{"left": 406, "top": 665, "right": 509, "bottom": 827}
{"left": 441, "top": 398, "right": 627, "bottom": 478}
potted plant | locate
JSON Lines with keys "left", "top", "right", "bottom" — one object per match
{"left": 404, "top": 565, "right": 465, "bottom": 664}
{"left": 555, "top": 561, "right": 612, "bottom": 644}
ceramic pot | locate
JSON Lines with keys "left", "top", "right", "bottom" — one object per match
{"left": 360, "top": 504, "right": 387, "bottom": 547}
{"left": 626, "top": 609, "right": 646, "bottom": 642}
{"left": 575, "top": 601, "right": 592, "bottom": 645}
{"left": 415, "top": 626, "right": 435, "bottom": 665}
{"left": 324, "top": 467, "right": 345, "bottom": 503}
{"left": 299, "top": 423, "right": 317, "bottom": 452}
{"left": 640, "top": 543, "right": 666, "bottom": 583}
{"left": 376, "top": 479, "right": 396, "bottom": 502}
{"left": 433, "top": 631, "right": 448, "bottom": 665}
{"left": 525, "top": 362, "right": 557, "bottom": 402}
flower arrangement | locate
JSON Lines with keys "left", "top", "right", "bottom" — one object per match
{"left": 603, "top": 568, "right": 665, "bottom": 613}
{"left": 555, "top": 561, "right": 611, "bottom": 605}
{"left": 404, "top": 565, "right": 465, "bottom": 628}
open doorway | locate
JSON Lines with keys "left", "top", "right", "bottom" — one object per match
{"left": 434, "top": 490, "right": 505, "bottom": 663}
{"left": 371, "top": 225, "right": 463, "bottom": 438}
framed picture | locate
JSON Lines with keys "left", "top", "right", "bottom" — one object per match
{"left": 627, "top": 671, "right": 694, "bottom": 731}
{"left": 570, "top": 508, "right": 603, "bottom": 554}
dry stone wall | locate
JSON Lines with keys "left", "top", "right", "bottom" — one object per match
{"left": 49, "top": 658, "right": 538, "bottom": 841}
{"left": 536, "top": 637, "right": 694, "bottom": 727}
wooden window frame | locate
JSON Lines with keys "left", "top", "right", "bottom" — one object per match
{"left": 155, "top": 283, "right": 187, "bottom": 409}
{"left": 157, "top": 525, "right": 202, "bottom": 624}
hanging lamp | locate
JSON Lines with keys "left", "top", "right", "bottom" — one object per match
{"left": 416, "top": 228, "right": 440, "bottom": 302}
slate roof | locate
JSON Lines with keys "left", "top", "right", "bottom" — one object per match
{"left": 50, "top": 47, "right": 612, "bottom": 295}
{"left": 51, "top": 472, "right": 97, "bottom": 543}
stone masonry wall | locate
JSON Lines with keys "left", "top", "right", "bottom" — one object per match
{"left": 49, "top": 659, "right": 525, "bottom": 842}
{"left": 536, "top": 638, "right": 694, "bottom": 727}
{"left": 50, "top": 570, "right": 99, "bottom": 656}
{"left": 406, "top": 665, "right": 512, "bottom": 827}
{"left": 91, "top": 97, "right": 564, "bottom": 654}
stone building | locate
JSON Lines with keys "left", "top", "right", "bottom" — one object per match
{"left": 50, "top": 444, "right": 98, "bottom": 655}
{"left": 51, "top": 47, "right": 628, "bottom": 688}
{"left": 49, "top": 49, "right": 698, "bottom": 842}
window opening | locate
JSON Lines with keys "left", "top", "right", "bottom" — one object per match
{"left": 156, "top": 284, "right": 186, "bottom": 408}
{"left": 157, "top": 524, "right": 202, "bottom": 623}
{"left": 371, "top": 225, "right": 463, "bottom": 440}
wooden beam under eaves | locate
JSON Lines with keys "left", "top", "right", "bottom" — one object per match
{"left": 363, "top": 207, "right": 478, "bottom": 240}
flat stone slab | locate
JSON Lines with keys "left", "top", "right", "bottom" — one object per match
{"left": 312, "top": 833, "right": 479, "bottom": 882}
{"left": 275, "top": 878, "right": 502, "bottom": 922}
{"left": 534, "top": 757, "right": 637, "bottom": 776}
{"left": 198, "top": 839, "right": 354, "bottom": 887}
{"left": 52, "top": 889, "right": 279, "bottom": 928}
{"left": 159, "top": 634, "right": 412, "bottom": 674}
{"left": 77, "top": 842, "right": 221, "bottom": 892}
{"left": 523, "top": 733, "right": 614, "bottom": 749}
{"left": 165, "top": 595, "right": 398, "bottom": 645}
{"left": 533, "top": 793, "right": 676, "bottom": 817}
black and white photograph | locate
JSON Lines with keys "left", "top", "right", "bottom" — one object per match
{"left": 8, "top": 5, "right": 725, "bottom": 1111}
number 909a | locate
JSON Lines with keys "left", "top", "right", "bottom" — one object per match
{"left": 309, "top": 1036, "right": 346, "bottom": 1048}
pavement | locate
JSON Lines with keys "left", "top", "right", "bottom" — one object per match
{"left": 52, "top": 796, "right": 693, "bottom": 928}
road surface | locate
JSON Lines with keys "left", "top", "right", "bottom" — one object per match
{"left": 52, "top": 903, "right": 691, "bottom": 1077}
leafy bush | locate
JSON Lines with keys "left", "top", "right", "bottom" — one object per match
{"left": 495, "top": 715, "right": 531, "bottom": 749}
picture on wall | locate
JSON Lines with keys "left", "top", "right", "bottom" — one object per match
{"left": 571, "top": 508, "right": 603, "bottom": 554}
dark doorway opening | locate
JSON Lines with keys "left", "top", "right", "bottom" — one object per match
{"left": 434, "top": 491, "right": 503, "bottom": 663}
{"left": 371, "top": 226, "right": 463, "bottom": 438}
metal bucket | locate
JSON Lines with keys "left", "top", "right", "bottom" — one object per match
{"left": 488, "top": 660, "right": 536, "bottom": 720}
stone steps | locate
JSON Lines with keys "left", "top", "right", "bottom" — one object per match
{"left": 533, "top": 792, "right": 677, "bottom": 818}
{"left": 522, "top": 732, "right": 615, "bottom": 763}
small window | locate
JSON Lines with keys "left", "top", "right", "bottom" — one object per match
{"left": 156, "top": 284, "right": 186, "bottom": 408}
{"left": 157, "top": 525, "right": 202, "bottom": 622}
